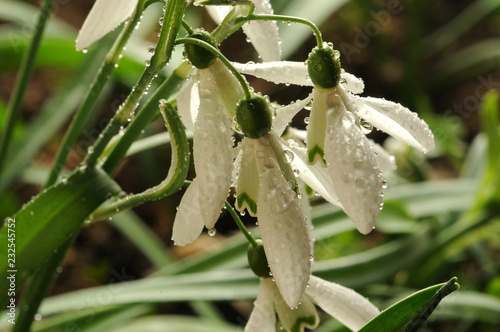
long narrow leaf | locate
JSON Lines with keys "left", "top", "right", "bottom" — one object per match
{"left": 0, "top": 168, "right": 121, "bottom": 306}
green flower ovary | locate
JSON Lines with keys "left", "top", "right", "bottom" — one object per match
{"left": 184, "top": 29, "right": 218, "bottom": 69}
{"left": 307, "top": 45, "right": 341, "bottom": 89}
{"left": 247, "top": 239, "right": 271, "bottom": 278}
{"left": 236, "top": 95, "right": 273, "bottom": 138}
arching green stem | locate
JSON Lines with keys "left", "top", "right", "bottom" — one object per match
{"left": 176, "top": 37, "right": 252, "bottom": 99}
{"left": 245, "top": 14, "right": 323, "bottom": 47}
{"left": 45, "top": 0, "right": 148, "bottom": 187}
{"left": 90, "top": 101, "right": 189, "bottom": 221}
{"left": 224, "top": 201, "right": 259, "bottom": 248}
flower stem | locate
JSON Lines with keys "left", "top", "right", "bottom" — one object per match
{"left": 45, "top": 0, "right": 148, "bottom": 187}
{"left": 102, "top": 61, "right": 193, "bottom": 175}
{"left": 245, "top": 14, "right": 324, "bottom": 47}
{"left": 0, "top": 0, "right": 55, "bottom": 179}
{"left": 224, "top": 201, "right": 259, "bottom": 248}
{"left": 84, "top": 0, "right": 188, "bottom": 168}
{"left": 176, "top": 37, "right": 252, "bottom": 99}
{"left": 90, "top": 101, "right": 190, "bottom": 221}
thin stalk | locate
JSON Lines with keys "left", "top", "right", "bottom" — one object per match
{"left": 176, "top": 37, "right": 252, "bottom": 99}
{"left": 245, "top": 14, "right": 323, "bottom": 47}
{"left": 0, "top": 0, "right": 55, "bottom": 178}
{"left": 102, "top": 61, "right": 193, "bottom": 175}
{"left": 84, "top": 0, "right": 188, "bottom": 168}
{"left": 225, "top": 201, "right": 258, "bottom": 248}
{"left": 45, "top": 0, "right": 148, "bottom": 187}
{"left": 90, "top": 102, "right": 189, "bottom": 221}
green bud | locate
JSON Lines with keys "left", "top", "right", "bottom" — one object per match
{"left": 236, "top": 95, "right": 272, "bottom": 138}
{"left": 307, "top": 45, "right": 341, "bottom": 89}
{"left": 247, "top": 239, "right": 271, "bottom": 278}
{"left": 185, "top": 29, "right": 218, "bottom": 69}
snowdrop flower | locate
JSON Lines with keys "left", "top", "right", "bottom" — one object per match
{"left": 76, "top": 0, "right": 140, "bottom": 50}
{"left": 245, "top": 276, "right": 380, "bottom": 332}
{"left": 174, "top": 33, "right": 312, "bottom": 307}
{"left": 233, "top": 45, "right": 434, "bottom": 234}
{"left": 205, "top": 0, "right": 281, "bottom": 61}
{"left": 173, "top": 30, "right": 244, "bottom": 246}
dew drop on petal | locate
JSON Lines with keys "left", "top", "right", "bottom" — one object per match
{"left": 208, "top": 228, "right": 217, "bottom": 236}
{"left": 360, "top": 119, "right": 373, "bottom": 134}
{"left": 283, "top": 150, "right": 294, "bottom": 163}
{"left": 381, "top": 179, "right": 388, "bottom": 189}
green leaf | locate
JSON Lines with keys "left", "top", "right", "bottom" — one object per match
{"left": 0, "top": 167, "right": 121, "bottom": 306}
{"left": 359, "top": 278, "right": 459, "bottom": 332}
{"left": 37, "top": 270, "right": 259, "bottom": 316}
{"left": 108, "top": 315, "right": 239, "bottom": 332}
{"left": 109, "top": 212, "right": 174, "bottom": 268}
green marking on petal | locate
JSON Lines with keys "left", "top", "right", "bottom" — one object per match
{"left": 307, "top": 145, "right": 326, "bottom": 165}
{"left": 290, "top": 315, "right": 318, "bottom": 332}
{"left": 237, "top": 192, "right": 257, "bottom": 215}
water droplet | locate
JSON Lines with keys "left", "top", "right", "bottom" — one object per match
{"left": 293, "top": 169, "right": 300, "bottom": 177}
{"left": 360, "top": 119, "right": 373, "bottom": 134}
{"left": 147, "top": 46, "right": 156, "bottom": 56}
{"left": 208, "top": 228, "right": 217, "bottom": 236}
{"left": 283, "top": 150, "right": 294, "bottom": 163}
{"left": 304, "top": 117, "right": 309, "bottom": 124}
{"left": 145, "top": 60, "right": 151, "bottom": 67}
{"left": 381, "top": 179, "right": 388, "bottom": 189}
{"left": 82, "top": 48, "right": 88, "bottom": 54}
{"left": 341, "top": 173, "right": 353, "bottom": 183}
{"left": 34, "top": 314, "right": 42, "bottom": 321}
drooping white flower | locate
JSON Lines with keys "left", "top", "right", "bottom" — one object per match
{"left": 232, "top": 56, "right": 434, "bottom": 233}
{"left": 245, "top": 276, "right": 380, "bottom": 332}
{"left": 206, "top": 0, "right": 281, "bottom": 61}
{"left": 76, "top": 0, "right": 140, "bottom": 50}
{"left": 173, "top": 59, "right": 243, "bottom": 245}
{"left": 173, "top": 64, "right": 312, "bottom": 307}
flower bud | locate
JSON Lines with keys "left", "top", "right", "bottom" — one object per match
{"left": 247, "top": 239, "right": 271, "bottom": 278}
{"left": 185, "top": 29, "right": 218, "bottom": 69}
{"left": 236, "top": 95, "right": 272, "bottom": 138}
{"left": 307, "top": 45, "right": 341, "bottom": 89}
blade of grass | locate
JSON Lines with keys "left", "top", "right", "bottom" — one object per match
{"left": 109, "top": 212, "right": 174, "bottom": 268}
{"left": 0, "top": 32, "right": 116, "bottom": 194}
{"left": 0, "top": 0, "right": 55, "bottom": 179}
{"left": 0, "top": 167, "right": 121, "bottom": 307}
{"left": 358, "top": 278, "right": 459, "bottom": 332}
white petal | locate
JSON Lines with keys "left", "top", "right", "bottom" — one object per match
{"left": 287, "top": 144, "right": 342, "bottom": 208}
{"left": 210, "top": 59, "right": 245, "bottom": 118}
{"left": 341, "top": 89, "right": 435, "bottom": 153}
{"left": 171, "top": 180, "right": 205, "bottom": 246}
{"left": 177, "top": 76, "right": 199, "bottom": 131}
{"left": 324, "top": 93, "right": 383, "bottom": 234}
{"left": 307, "top": 88, "right": 329, "bottom": 164}
{"left": 273, "top": 94, "right": 313, "bottom": 136}
{"left": 242, "top": 0, "right": 281, "bottom": 61}
{"left": 340, "top": 69, "right": 364, "bottom": 94}
{"left": 254, "top": 135, "right": 312, "bottom": 308}
{"left": 307, "top": 276, "right": 380, "bottom": 331}
{"left": 244, "top": 278, "right": 276, "bottom": 332}
{"left": 274, "top": 291, "right": 319, "bottom": 331}
{"left": 370, "top": 140, "right": 397, "bottom": 172}
{"left": 236, "top": 139, "right": 259, "bottom": 216}
{"left": 206, "top": 6, "right": 231, "bottom": 24}
{"left": 76, "top": 0, "right": 139, "bottom": 50}
{"left": 193, "top": 70, "right": 234, "bottom": 228}
{"left": 233, "top": 61, "right": 312, "bottom": 86}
